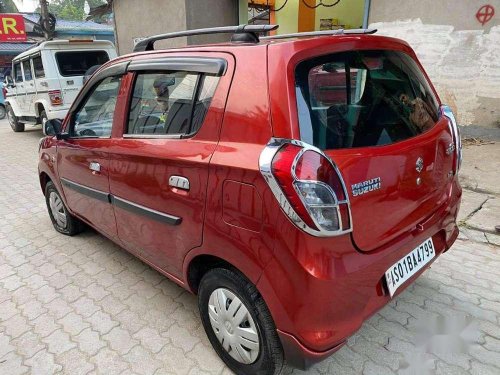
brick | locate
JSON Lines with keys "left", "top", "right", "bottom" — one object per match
{"left": 86, "top": 310, "right": 118, "bottom": 335}
{"left": 42, "top": 329, "right": 76, "bottom": 355}
{"left": 74, "top": 328, "right": 106, "bottom": 356}
{"left": 25, "top": 349, "right": 62, "bottom": 375}
{"left": 11, "top": 331, "right": 45, "bottom": 358}
{"left": 103, "top": 326, "right": 138, "bottom": 355}
{"left": 32, "top": 285, "right": 59, "bottom": 304}
{"left": 124, "top": 346, "right": 162, "bottom": 375}
{"left": 72, "top": 296, "right": 101, "bottom": 318}
{"left": 56, "top": 348, "right": 95, "bottom": 375}
{"left": 58, "top": 312, "right": 90, "bottom": 336}
{"left": 31, "top": 314, "right": 60, "bottom": 338}
{"left": 0, "top": 351, "right": 28, "bottom": 375}
{"left": 2, "top": 314, "right": 30, "bottom": 339}
{"left": 164, "top": 324, "right": 200, "bottom": 352}
{"left": 0, "top": 301, "right": 18, "bottom": 321}
{"left": 133, "top": 327, "right": 170, "bottom": 354}
{"left": 91, "top": 347, "right": 129, "bottom": 375}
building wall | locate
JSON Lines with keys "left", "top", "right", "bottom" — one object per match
{"left": 369, "top": 0, "right": 500, "bottom": 127}
{"left": 275, "top": 0, "right": 299, "bottom": 34}
{"left": 113, "top": 0, "right": 238, "bottom": 55}
{"left": 113, "top": 0, "right": 187, "bottom": 55}
{"left": 185, "top": 0, "right": 238, "bottom": 45}
{"left": 314, "top": 0, "right": 364, "bottom": 30}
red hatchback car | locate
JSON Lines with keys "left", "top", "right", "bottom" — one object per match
{"left": 38, "top": 25, "right": 462, "bottom": 374}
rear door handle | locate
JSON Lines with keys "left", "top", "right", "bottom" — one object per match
{"left": 169, "top": 176, "right": 190, "bottom": 191}
{"left": 89, "top": 162, "right": 101, "bottom": 173}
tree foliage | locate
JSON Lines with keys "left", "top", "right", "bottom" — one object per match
{"left": 46, "top": 0, "right": 107, "bottom": 21}
{"left": 0, "top": 0, "right": 19, "bottom": 13}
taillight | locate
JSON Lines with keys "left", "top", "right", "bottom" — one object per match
{"left": 2, "top": 87, "right": 7, "bottom": 98}
{"left": 49, "top": 90, "right": 63, "bottom": 106}
{"left": 440, "top": 105, "right": 462, "bottom": 173}
{"left": 260, "top": 139, "right": 352, "bottom": 236}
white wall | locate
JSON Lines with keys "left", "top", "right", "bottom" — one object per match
{"left": 369, "top": 0, "right": 500, "bottom": 127}
{"left": 370, "top": 19, "right": 500, "bottom": 127}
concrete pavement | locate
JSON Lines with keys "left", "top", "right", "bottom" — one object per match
{"left": 0, "top": 120, "right": 499, "bottom": 374}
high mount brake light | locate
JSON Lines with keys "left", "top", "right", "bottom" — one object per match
{"left": 260, "top": 138, "right": 352, "bottom": 237}
{"left": 440, "top": 105, "right": 462, "bottom": 173}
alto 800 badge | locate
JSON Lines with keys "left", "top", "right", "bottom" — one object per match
{"left": 351, "top": 177, "right": 381, "bottom": 197}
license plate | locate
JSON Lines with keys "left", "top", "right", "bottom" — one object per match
{"left": 385, "top": 238, "right": 435, "bottom": 297}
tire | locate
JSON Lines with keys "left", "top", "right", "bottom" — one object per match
{"left": 198, "top": 268, "right": 284, "bottom": 375}
{"left": 45, "top": 181, "right": 84, "bottom": 236}
{"left": 6, "top": 104, "right": 24, "bottom": 132}
{"left": 40, "top": 109, "right": 47, "bottom": 126}
{"left": 0, "top": 105, "right": 6, "bottom": 120}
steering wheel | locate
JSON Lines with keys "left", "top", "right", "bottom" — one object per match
{"left": 79, "top": 128, "right": 97, "bottom": 137}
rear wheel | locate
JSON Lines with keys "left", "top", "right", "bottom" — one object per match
{"left": 198, "top": 268, "right": 284, "bottom": 375}
{"left": 40, "top": 109, "right": 48, "bottom": 127}
{"left": 45, "top": 181, "right": 84, "bottom": 236}
{"left": 6, "top": 104, "right": 24, "bottom": 132}
{"left": 0, "top": 105, "right": 6, "bottom": 120}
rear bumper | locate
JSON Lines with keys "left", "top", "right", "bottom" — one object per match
{"left": 258, "top": 178, "right": 461, "bottom": 369}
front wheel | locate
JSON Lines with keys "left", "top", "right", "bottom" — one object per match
{"left": 6, "top": 104, "right": 24, "bottom": 132}
{"left": 45, "top": 181, "right": 84, "bottom": 236}
{"left": 198, "top": 268, "right": 284, "bottom": 375}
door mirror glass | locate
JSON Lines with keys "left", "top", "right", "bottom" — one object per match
{"left": 43, "top": 119, "right": 62, "bottom": 136}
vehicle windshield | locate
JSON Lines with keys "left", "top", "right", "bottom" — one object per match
{"left": 295, "top": 50, "right": 439, "bottom": 150}
{"left": 55, "top": 50, "right": 109, "bottom": 77}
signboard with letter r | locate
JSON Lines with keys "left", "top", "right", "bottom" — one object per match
{"left": 0, "top": 14, "right": 27, "bottom": 42}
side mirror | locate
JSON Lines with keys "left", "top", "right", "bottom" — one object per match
{"left": 5, "top": 75, "right": 14, "bottom": 88}
{"left": 43, "top": 118, "right": 63, "bottom": 136}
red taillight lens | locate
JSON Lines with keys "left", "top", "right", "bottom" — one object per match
{"left": 262, "top": 139, "right": 352, "bottom": 236}
{"left": 272, "top": 144, "right": 318, "bottom": 229}
{"left": 49, "top": 90, "right": 63, "bottom": 106}
{"left": 2, "top": 87, "right": 7, "bottom": 98}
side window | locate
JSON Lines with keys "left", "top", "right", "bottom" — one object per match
{"left": 32, "top": 56, "right": 45, "bottom": 78}
{"left": 126, "top": 71, "right": 219, "bottom": 136}
{"left": 14, "top": 62, "right": 23, "bottom": 82}
{"left": 22, "top": 60, "right": 33, "bottom": 81}
{"left": 71, "top": 76, "right": 122, "bottom": 138}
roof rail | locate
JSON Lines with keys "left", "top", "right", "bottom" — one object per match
{"left": 133, "top": 24, "right": 279, "bottom": 52}
{"left": 261, "top": 28, "right": 377, "bottom": 41}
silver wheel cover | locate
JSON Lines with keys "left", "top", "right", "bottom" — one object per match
{"left": 49, "top": 191, "right": 67, "bottom": 228}
{"left": 208, "top": 288, "right": 260, "bottom": 364}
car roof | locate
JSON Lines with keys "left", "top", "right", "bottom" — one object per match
{"left": 13, "top": 40, "right": 115, "bottom": 62}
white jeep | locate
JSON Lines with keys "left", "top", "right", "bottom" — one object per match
{"left": 5, "top": 40, "right": 117, "bottom": 132}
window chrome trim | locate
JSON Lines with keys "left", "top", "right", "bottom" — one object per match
{"left": 123, "top": 134, "right": 183, "bottom": 139}
{"left": 259, "top": 138, "right": 352, "bottom": 237}
{"left": 440, "top": 105, "right": 462, "bottom": 172}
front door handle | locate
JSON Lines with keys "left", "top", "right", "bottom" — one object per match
{"left": 89, "top": 162, "right": 101, "bottom": 173}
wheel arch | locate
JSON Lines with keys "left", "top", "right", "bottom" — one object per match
{"left": 4, "top": 99, "right": 21, "bottom": 116}
{"left": 185, "top": 252, "right": 264, "bottom": 295}
{"left": 39, "top": 171, "right": 52, "bottom": 196}
{"left": 35, "top": 102, "right": 46, "bottom": 118}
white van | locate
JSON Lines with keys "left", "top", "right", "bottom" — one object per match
{"left": 5, "top": 40, "right": 117, "bottom": 132}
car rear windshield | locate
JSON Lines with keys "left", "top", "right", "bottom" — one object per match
{"left": 295, "top": 50, "right": 439, "bottom": 150}
{"left": 55, "top": 50, "right": 109, "bottom": 77}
